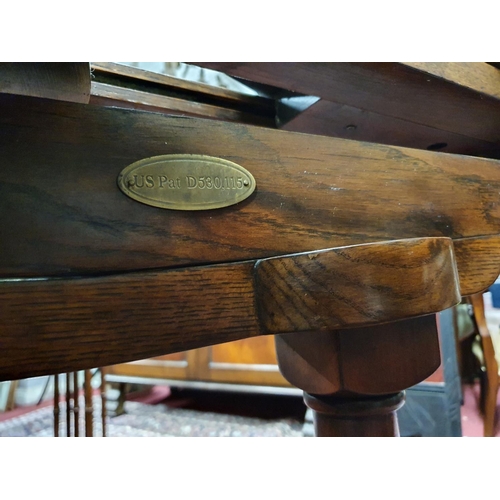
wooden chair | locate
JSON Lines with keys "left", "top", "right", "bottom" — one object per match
{"left": 52, "top": 369, "right": 107, "bottom": 437}
{"left": 467, "top": 293, "right": 500, "bottom": 436}
{"left": 2, "top": 62, "right": 500, "bottom": 437}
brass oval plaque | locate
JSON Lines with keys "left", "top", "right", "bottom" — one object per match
{"left": 117, "top": 154, "right": 256, "bottom": 211}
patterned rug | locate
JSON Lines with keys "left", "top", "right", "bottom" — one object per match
{"left": 0, "top": 400, "right": 304, "bottom": 437}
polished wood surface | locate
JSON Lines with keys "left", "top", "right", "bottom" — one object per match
{"left": 201, "top": 339, "right": 288, "bottom": 386}
{"left": 100, "top": 368, "right": 107, "bottom": 437}
{"left": 256, "top": 237, "right": 460, "bottom": 333}
{"left": 108, "top": 352, "right": 194, "bottom": 382}
{"left": 304, "top": 392, "right": 405, "bottom": 437}
{"left": 275, "top": 315, "right": 441, "bottom": 396}
{"left": 53, "top": 375, "right": 60, "bottom": 437}
{"left": 91, "top": 62, "right": 269, "bottom": 106}
{"left": 0, "top": 262, "right": 258, "bottom": 380}
{"left": 90, "top": 82, "right": 273, "bottom": 126}
{"left": 210, "top": 337, "right": 279, "bottom": 365}
{"left": 279, "top": 98, "right": 500, "bottom": 158}
{"left": 2, "top": 94, "right": 500, "bottom": 296}
{"left": 196, "top": 62, "right": 500, "bottom": 158}
{"left": 0, "top": 62, "right": 90, "bottom": 104}
{"left": 73, "top": 372, "right": 80, "bottom": 437}
{"left": 5, "top": 380, "right": 19, "bottom": 412}
{"left": 65, "top": 373, "right": 71, "bottom": 437}
{"left": 90, "top": 62, "right": 275, "bottom": 127}
{"left": 48, "top": 370, "right": 105, "bottom": 437}
{"left": 84, "top": 371, "right": 93, "bottom": 437}
{"left": 468, "top": 293, "right": 499, "bottom": 436}
{"left": 453, "top": 236, "right": 500, "bottom": 295}
{"left": 109, "top": 337, "right": 292, "bottom": 388}
{"left": 0, "top": 237, "right": 459, "bottom": 381}
{"left": 275, "top": 314, "right": 441, "bottom": 437}
{"left": 2, "top": 62, "right": 500, "bottom": 438}
{"left": 403, "top": 62, "right": 500, "bottom": 99}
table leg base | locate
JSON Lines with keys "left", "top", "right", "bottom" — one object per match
{"left": 304, "top": 392, "right": 405, "bottom": 437}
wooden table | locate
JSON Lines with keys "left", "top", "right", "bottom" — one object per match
{"left": 2, "top": 62, "right": 500, "bottom": 436}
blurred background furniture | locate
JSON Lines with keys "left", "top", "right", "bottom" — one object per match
{"left": 466, "top": 293, "right": 500, "bottom": 436}
{"left": 52, "top": 369, "right": 107, "bottom": 437}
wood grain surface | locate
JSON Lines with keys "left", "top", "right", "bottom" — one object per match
{"left": 275, "top": 315, "right": 440, "bottom": 395}
{"left": 453, "top": 235, "right": 500, "bottom": 295}
{"left": 256, "top": 238, "right": 460, "bottom": 333}
{"left": 0, "top": 62, "right": 90, "bottom": 103}
{"left": 2, "top": 94, "right": 500, "bottom": 296}
{"left": 403, "top": 62, "right": 500, "bottom": 100}
{"left": 303, "top": 392, "right": 405, "bottom": 437}
{"left": 0, "top": 262, "right": 259, "bottom": 381}
{"left": 90, "top": 82, "right": 274, "bottom": 127}
{"left": 467, "top": 293, "right": 499, "bottom": 436}
{"left": 194, "top": 62, "right": 500, "bottom": 145}
{"left": 91, "top": 62, "right": 273, "bottom": 111}
{"left": 0, "top": 238, "right": 458, "bottom": 381}
{"left": 4, "top": 63, "right": 498, "bottom": 435}
{"left": 279, "top": 98, "right": 500, "bottom": 159}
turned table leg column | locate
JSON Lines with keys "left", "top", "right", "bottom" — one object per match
{"left": 275, "top": 315, "right": 442, "bottom": 437}
{"left": 304, "top": 393, "right": 405, "bottom": 437}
